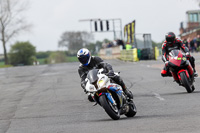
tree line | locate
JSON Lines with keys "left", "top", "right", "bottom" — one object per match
{"left": 0, "top": 0, "right": 31, "bottom": 65}
{"left": 0, "top": 0, "right": 102, "bottom": 66}
{"left": 0, "top": 0, "right": 163, "bottom": 67}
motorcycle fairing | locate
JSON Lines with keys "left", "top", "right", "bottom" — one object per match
{"left": 108, "top": 85, "right": 123, "bottom": 96}
{"left": 169, "top": 50, "right": 183, "bottom": 67}
{"left": 108, "top": 85, "right": 123, "bottom": 107}
{"left": 98, "top": 85, "right": 123, "bottom": 108}
{"left": 99, "top": 92, "right": 116, "bottom": 105}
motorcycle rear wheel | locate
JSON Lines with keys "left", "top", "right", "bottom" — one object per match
{"left": 99, "top": 95, "right": 120, "bottom": 120}
{"left": 192, "top": 85, "right": 195, "bottom": 91}
{"left": 125, "top": 101, "right": 137, "bottom": 117}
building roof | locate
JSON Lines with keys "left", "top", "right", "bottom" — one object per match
{"left": 186, "top": 10, "right": 200, "bottom": 14}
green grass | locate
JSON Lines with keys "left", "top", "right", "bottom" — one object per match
{"left": 0, "top": 56, "right": 78, "bottom": 67}
{"left": 0, "top": 61, "right": 13, "bottom": 68}
{"left": 37, "top": 56, "right": 78, "bottom": 64}
{"left": 37, "top": 58, "right": 47, "bottom": 65}
{"left": 67, "top": 56, "right": 78, "bottom": 62}
{"left": 0, "top": 61, "right": 4, "bottom": 66}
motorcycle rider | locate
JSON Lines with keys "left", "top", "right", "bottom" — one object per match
{"left": 77, "top": 48, "right": 133, "bottom": 101}
{"left": 161, "top": 32, "right": 198, "bottom": 78}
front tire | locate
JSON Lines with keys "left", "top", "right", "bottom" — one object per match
{"left": 99, "top": 95, "right": 120, "bottom": 120}
{"left": 180, "top": 72, "right": 193, "bottom": 93}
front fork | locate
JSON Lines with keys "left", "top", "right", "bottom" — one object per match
{"left": 171, "top": 64, "right": 194, "bottom": 84}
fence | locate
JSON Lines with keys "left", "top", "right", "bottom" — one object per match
{"left": 120, "top": 48, "right": 139, "bottom": 61}
{"left": 99, "top": 46, "right": 121, "bottom": 59}
{"left": 99, "top": 46, "right": 159, "bottom": 61}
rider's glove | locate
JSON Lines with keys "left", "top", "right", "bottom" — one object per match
{"left": 165, "top": 61, "right": 169, "bottom": 67}
{"left": 186, "top": 52, "right": 191, "bottom": 58}
{"left": 101, "top": 69, "right": 108, "bottom": 74}
{"left": 106, "top": 70, "right": 115, "bottom": 77}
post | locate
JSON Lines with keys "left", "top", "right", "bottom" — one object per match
{"left": 113, "top": 19, "right": 116, "bottom": 40}
{"left": 120, "top": 19, "right": 123, "bottom": 40}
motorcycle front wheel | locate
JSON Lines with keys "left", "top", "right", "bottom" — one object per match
{"left": 180, "top": 72, "right": 193, "bottom": 93}
{"left": 99, "top": 95, "right": 120, "bottom": 120}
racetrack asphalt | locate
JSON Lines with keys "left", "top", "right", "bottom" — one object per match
{"left": 0, "top": 53, "right": 200, "bottom": 133}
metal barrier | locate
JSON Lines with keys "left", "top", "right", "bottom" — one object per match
{"left": 99, "top": 46, "right": 159, "bottom": 61}
{"left": 99, "top": 46, "right": 121, "bottom": 59}
{"left": 120, "top": 48, "right": 139, "bottom": 62}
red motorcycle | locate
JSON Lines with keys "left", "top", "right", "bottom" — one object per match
{"left": 167, "top": 49, "right": 195, "bottom": 93}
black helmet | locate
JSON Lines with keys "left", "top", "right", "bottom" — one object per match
{"left": 77, "top": 48, "right": 91, "bottom": 66}
{"left": 165, "top": 32, "right": 176, "bottom": 44}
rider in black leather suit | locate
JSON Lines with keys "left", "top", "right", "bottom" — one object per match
{"left": 77, "top": 48, "right": 133, "bottom": 100}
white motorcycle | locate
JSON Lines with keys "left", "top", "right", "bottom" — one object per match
{"left": 85, "top": 68, "right": 137, "bottom": 120}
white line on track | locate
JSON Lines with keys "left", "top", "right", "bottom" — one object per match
{"left": 153, "top": 93, "right": 165, "bottom": 101}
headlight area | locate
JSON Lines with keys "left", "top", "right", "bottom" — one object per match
{"left": 89, "top": 85, "right": 95, "bottom": 91}
{"left": 98, "top": 77, "right": 106, "bottom": 88}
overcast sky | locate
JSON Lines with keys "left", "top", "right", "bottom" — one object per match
{"left": 7, "top": 0, "right": 200, "bottom": 52}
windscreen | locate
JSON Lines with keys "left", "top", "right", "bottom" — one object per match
{"left": 169, "top": 50, "right": 181, "bottom": 57}
{"left": 87, "top": 69, "right": 99, "bottom": 84}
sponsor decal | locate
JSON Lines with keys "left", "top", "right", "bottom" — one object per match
{"left": 177, "top": 57, "right": 182, "bottom": 60}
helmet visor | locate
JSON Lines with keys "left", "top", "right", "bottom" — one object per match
{"left": 78, "top": 53, "right": 90, "bottom": 65}
{"left": 166, "top": 37, "right": 174, "bottom": 44}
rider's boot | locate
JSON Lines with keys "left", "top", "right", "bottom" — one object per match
{"left": 189, "top": 57, "right": 198, "bottom": 77}
{"left": 193, "top": 68, "right": 198, "bottom": 77}
{"left": 161, "top": 67, "right": 172, "bottom": 77}
{"left": 122, "top": 85, "right": 133, "bottom": 99}
{"left": 88, "top": 94, "right": 95, "bottom": 102}
{"left": 166, "top": 67, "right": 172, "bottom": 77}
{"left": 167, "top": 70, "right": 172, "bottom": 77}
{"left": 113, "top": 76, "right": 133, "bottom": 99}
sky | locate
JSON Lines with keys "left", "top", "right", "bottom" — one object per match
{"left": 4, "top": 0, "right": 200, "bottom": 53}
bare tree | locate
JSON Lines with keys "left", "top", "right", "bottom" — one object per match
{"left": 58, "top": 31, "right": 94, "bottom": 54}
{"left": 0, "top": 0, "right": 31, "bottom": 65}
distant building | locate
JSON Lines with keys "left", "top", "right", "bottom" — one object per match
{"left": 179, "top": 10, "right": 200, "bottom": 40}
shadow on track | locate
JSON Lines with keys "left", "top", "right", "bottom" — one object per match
{"left": 85, "top": 114, "right": 173, "bottom": 123}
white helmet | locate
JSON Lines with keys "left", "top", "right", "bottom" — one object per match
{"left": 77, "top": 48, "right": 91, "bottom": 66}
